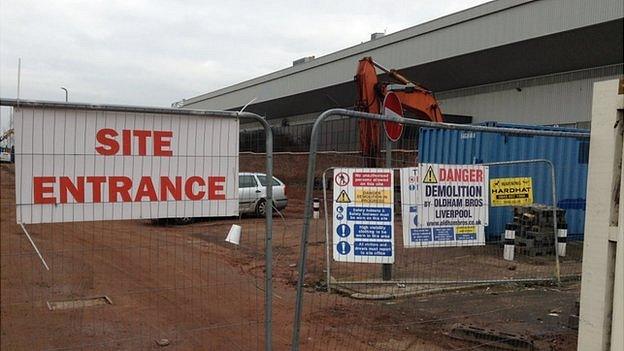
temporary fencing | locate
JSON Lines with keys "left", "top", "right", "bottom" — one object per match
{"left": 291, "top": 108, "right": 589, "bottom": 350}
{"left": 0, "top": 98, "right": 591, "bottom": 350}
{"left": 0, "top": 99, "right": 276, "bottom": 350}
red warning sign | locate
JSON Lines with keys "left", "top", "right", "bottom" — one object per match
{"left": 383, "top": 92, "right": 404, "bottom": 142}
{"left": 335, "top": 172, "right": 350, "bottom": 186}
{"left": 353, "top": 172, "right": 391, "bottom": 187}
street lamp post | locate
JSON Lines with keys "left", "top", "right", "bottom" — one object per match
{"left": 60, "top": 87, "right": 68, "bottom": 102}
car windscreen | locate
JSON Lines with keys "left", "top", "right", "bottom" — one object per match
{"left": 256, "top": 175, "right": 280, "bottom": 186}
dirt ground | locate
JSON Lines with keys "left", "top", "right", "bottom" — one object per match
{"left": 1, "top": 163, "right": 580, "bottom": 350}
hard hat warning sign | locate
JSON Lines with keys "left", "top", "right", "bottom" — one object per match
{"left": 490, "top": 177, "right": 533, "bottom": 206}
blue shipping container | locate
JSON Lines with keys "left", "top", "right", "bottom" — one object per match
{"left": 418, "top": 122, "right": 589, "bottom": 240}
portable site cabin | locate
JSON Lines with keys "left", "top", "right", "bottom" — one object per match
{"left": 418, "top": 122, "right": 589, "bottom": 240}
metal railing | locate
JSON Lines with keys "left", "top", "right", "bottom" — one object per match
{"left": 291, "top": 108, "right": 589, "bottom": 349}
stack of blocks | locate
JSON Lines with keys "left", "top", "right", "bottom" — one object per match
{"left": 508, "top": 204, "right": 566, "bottom": 257}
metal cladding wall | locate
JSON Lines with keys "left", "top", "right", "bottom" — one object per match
{"left": 418, "top": 122, "right": 589, "bottom": 240}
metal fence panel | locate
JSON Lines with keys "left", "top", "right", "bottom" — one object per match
{"left": 419, "top": 123, "right": 589, "bottom": 239}
{"left": 0, "top": 99, "right": 275, "bottom": 350}
{"left": 291, "top": 109, "right": 589, "bottom": 350}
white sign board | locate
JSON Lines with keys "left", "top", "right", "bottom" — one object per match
{"left": 333, "top": 168, "right": 394, "bottom": 263}
{"left": 14, "top": 107, "right": 239, "bottom": 224}
{"left": 400, "top": 165, "right": 488, "bottom": 248}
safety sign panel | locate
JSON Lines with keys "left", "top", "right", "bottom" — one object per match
{"left": 490, "top": 177, "right": 533, "bottom": 206}
{"left": 400, "top": 166, "right": 487, "bottom": 248}
{"left": 333, "top": 168, "right": 394, "bottom": 263}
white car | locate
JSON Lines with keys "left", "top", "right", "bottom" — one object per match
{"left": 164, "top": 172, "right": 288, "bottom": 224}
{"left": 238, "top": 172, "right": 288, "bottom": 216}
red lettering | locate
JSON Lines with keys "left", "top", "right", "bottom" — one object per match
{"left": 133, "top": 130, "right": 151, "bottom": 156}
{"left": 185, "top": 176, "right": 205, "bottom": 200}
{"left": 95, "top": 129, "right": 119, "bottom": 155}
{"left": 134, "top": 176, "right": 157, "bottom": 201}
{"left": 122, "top": 129, "right": 132, "bottom": 155}
{"left": 153, "top": 131, "right": 173, "bottom": 156}
{"left": 86, "top": 176, "right": 106, "bottom": 202}
{"left": 60, "top": 176, "right": 85, "bottom": 203}
{"left": 108, "top": 176, "right": 132, "bottom": 202}
{"left": 208, "top": 176, "right": 226, "bottom": 200}
{"left": 32, "top": 175, "right": 227, "bottom": 205}
{"left": 439, "top": 168, "right": 484, "bottom": 182}
{"left": 160, "top": 176, "right": 182, "bottom": 200}
{"left": 33, "top": 176, "right": 56, "bottom": 204}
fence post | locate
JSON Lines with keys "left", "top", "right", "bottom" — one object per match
{"left": 313, "top": 198, "right": 320, "bottom": 219}
{"left": 322, "top": 169, "right": 332, "bottom": 294}
{"left": 292, "top": 111, "right": 328, "bottom": 350}
{"left": 382, "top": 136, "right": 393, "bottom": 280}
{"left": 503, "top": 223, "right": 516, "bottom": 261}
{"left": 260, "top": 118, "right": 274, "bottom": 351}
{"left": 557, "top": 223, "right": 568, "bottom": 257}
{"left": 240, "top": 113, "right": 274, "bottom": 351}
{"left": 548, "top": 160, "right": 561, "bottom": 285}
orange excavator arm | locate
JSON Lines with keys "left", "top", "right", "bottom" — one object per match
{"left": 354, "top": 57, "right": 443, "bottom": 163}
{"left": 355, "top": 56, "right": 442, "bottom": 120}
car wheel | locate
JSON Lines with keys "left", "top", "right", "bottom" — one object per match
{"left": 255, "top": 199, "right": 267, "bottom": 217}
{"left": 174, "top": 217, "right": 193, "bottom": 225}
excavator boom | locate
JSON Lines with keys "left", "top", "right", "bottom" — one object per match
{"left": 355, "top": 56, "right": 442, "bottom": 120}
{"left": 354, "top": 57, "right": 443, "bottom": 164}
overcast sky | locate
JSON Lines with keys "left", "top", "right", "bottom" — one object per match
{"left": 0, "top": 0, "right": 489, "bottom": 132}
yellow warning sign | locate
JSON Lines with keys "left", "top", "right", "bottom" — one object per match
{"left": 422, "top": 166, "right": 438, "bottom": 183}
{"left": 355, "top": 189, "right": 391, "bottom": 204}
{"left": 335, "top": 190, "right": 352, "bottom": 203}
{"left": 490, "top": 177, "right": 533, "bottom": 206}
{"left": 455, "top": 226, "right": 477, "bottom": 234}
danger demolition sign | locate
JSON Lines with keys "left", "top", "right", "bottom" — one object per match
{"left": 14, "top": 107, "right": 239, "bottom": 224}
{"left": 400, "top": 164, "right": 489, "bottom": 248}
{"left": 419, "top": 164, "right": 489, "bottom": 227}
{"left": 332, "top": 168, "right": 394, "bottom": 264}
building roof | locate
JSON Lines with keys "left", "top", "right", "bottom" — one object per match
{"left": 182, "top": 0, "right": 624, "bottom": 118}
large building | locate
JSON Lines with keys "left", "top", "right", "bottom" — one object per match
{"left": 182, "top": 0, "right": 623, "bottom": 151}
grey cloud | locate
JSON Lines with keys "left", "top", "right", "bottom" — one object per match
{"left": 1, "top": 0, "right": 488, "bottom": 130}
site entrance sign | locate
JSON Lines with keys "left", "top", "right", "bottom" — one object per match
{"left": 332, "top": 168, "right": 394, "bottom": 263}
{"left": 14, "top": 107, "right": 239, "bottom": 224}
{"left": 400, "top": 164, "right": 489, "bottom": 248}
